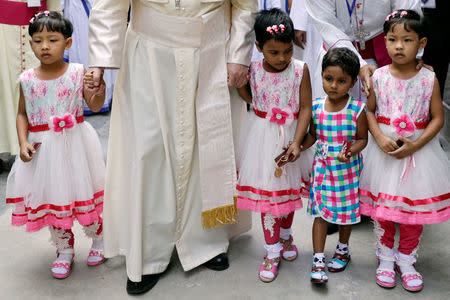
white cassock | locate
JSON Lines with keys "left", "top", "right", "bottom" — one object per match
{"left": 305, "top": 0, "right": 421, "bottom": 99}
{"left": 89, "top": 0, "right": 257, "bottom": 282}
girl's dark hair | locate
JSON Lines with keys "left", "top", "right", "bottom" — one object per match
{"left": 322, "top": 48, "right": 360, "bottom": 80}
{"left": 254, "top": 8, "right": 294, "bottom": 48}
{"left": 29, "top": 11, "right": 73, "bottom": 39}
{"left": 383, "top": 9, "right": 424, "bottom": 38}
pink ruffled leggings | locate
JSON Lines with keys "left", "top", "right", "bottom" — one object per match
{"left": 378, "top": 220, "right": 423, "bottom": 255}
{"left": 261, "top": 212, "right": 294, "bottom": 244}
{"left": 50, "top": 219, "right": 103, "bottom": 250}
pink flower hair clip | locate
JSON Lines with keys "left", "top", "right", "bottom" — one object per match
{"left": 266, "top": 24, "right": 286, "bottom": 35}
{"left": 29, "top": 17, "right": 35, "bottom": 24}
{"left": 385, "top": 10, "right": 399, "bottom": 21}
{"left": 400, "top": 11, "right": 408, "bottom": 17}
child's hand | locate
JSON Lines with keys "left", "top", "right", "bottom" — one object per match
{"left": 20, "top": 142, "right": 35, "bottom": 162}
{"left": 375, "top": 134, "right": 399, "bottom": 154}
{"left": 285, "top": 141, "right": 301, "bottom": 162}
{"left": 84, "top": 68, "right": 104, "bottom": 89}
{"left": 337, "top": 148, "right": 350, "bottom": 163}
{"left": 85, "top": 81, "right": 106, "bottom": 95}
{"left": 84, "top": 72, "right": 106, "bottom": 95}
{"left": 388, "top": 136, "right": 417, "bottom": 159}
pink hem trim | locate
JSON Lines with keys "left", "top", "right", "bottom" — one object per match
{"left": 9, "top": 190, "right": 104, "bottom": 232}
{"left": 360, "top": 190, "right": 450, "bottom": 206}
{"left": 236, "top": 184, "right": 308, "bottom": 198}
{"left": 360, "top": 201, "right": 450, "bottom": 225}
{"left": 12, "top": 203, "right": 103, "bottom": 232}
{"left": 237, "top": 196, "right": 303, "bottom": 217}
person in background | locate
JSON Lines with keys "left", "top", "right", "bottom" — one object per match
{"left": 305, "top": 0, "right": 421, "bottom": 100}
{"left": 61, "top": 0, "right": 117, "bottom": 115}
{"left": 421, "top": 0, "right": 450, "bottom": 98}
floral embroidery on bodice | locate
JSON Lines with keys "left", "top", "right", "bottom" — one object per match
{"left": 373, "top": 66, "right": 434, "bottom": 123}
{"left": 249, "top": 59, "right": 304, "bottom": 113}
{"left": 20, "top": 63, "right": 85, "bottom": 127}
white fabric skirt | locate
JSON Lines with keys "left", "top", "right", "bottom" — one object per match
{"left": 236, "top": 111, "right": 314, "bottom": 216}
{"left": 360, "top": 124, "right": 450, "bottom": 224}
{"left": 6, "top": 121, "right": 105, "bottom": 232}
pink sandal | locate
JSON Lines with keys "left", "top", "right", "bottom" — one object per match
{"left": 376, "top": 268, "right": 396, "bottom": 288}
{"left": 395, "top": 265, "right": 423, "bottom": 292}
{"left": 280, "top": 236, "right": 298, "bottom": 261}
{"left": 258, "top": 256, "right": 280, "bottom": 283}
{"left": 87, "top": 249, "right": 106, "bottom": 266}
{"left": 51, "top": 258, "right": 74, "bottom": 279}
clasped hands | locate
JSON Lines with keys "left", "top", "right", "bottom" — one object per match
{"left": 84, "top": 67, "right": 106, "bottom": 94}
{"left": 376, "top": 134, "right": 418, "bottom": 159}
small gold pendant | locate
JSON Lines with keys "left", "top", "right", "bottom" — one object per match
{"left": 274, "top": 168, "right": 283, "bottom": 178}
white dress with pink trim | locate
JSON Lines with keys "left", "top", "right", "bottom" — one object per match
{"left": 360, "top": 66, "right": 450, "bottom": 224}
{"left": 236, "top": 59, "right": 313, "bottom": 217}
{"left": 5, "top": 63, "right": 105, "bottom": 232}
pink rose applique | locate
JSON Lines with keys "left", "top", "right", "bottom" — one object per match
{"left": 49, "top": 114, "right": 75, "bottom": 133}
{"left": 392, "top": 114, "right": 415, "bottom": 137}
{"left": 266, "top": 107, "right": 293, "bottom": 125}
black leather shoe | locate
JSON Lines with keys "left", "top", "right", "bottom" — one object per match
{"left": 203, "top": 253, "right": 229, "bottom": 271}
{"left": 126, "top": 274, "right": 160, "bottom": 295}
{"left": 327, "top": 223, "right": 339, "bottom": 235}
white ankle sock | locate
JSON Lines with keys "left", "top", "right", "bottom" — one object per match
{"left": 264, "top": 243, "right": 282, "bottom": 259}
{"left": 313, "top": 253, "right": 325, "bottom": 267}
{"left": 92, "top": 238, "right": 104, "bottom": 250}
{"left": 379, "top": 259, "right": 394, "bottom": 270}
{"left": 397, "top": 252, "right": 422, "bottom": 287}
{"left": 336, "top": 241, "right": 348, "bottom": 255}
{"left": 327, "top": 243, "right": 349, "bottom": 269}
{"left": 52, "top": 252, "right": 74, "bottom": 275}
{"left": 280, "top": 227, "right": 291, "bottom": 240}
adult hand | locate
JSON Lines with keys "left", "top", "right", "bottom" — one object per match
{"left": 359, "top": 64, "right": 376, "bottom": 96}
{"left": 85, "top": 67, "right": 104, "bottom": 88}
{"left": 416, "top": 59, "right": 434, "bottom": 72}
{"left": 294, "top": 30, "right": 307, "bottom": 49}
{"left": 227, "top": 63, "right": 249, "bottom": 88}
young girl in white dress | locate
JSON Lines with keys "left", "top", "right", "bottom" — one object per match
{"left": 360, "top": 10, "right": 450, "bottom": 292}
{"left": 5, "top": 11, "right": 107, "bottom": 279}
{"left": 236, "top": 8, "right": 313, "bottom": 283}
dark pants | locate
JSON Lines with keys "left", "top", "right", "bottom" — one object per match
{"left": 422, "top": 7, "right": 450, "bottom": 98}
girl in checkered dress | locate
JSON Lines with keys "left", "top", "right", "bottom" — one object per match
{"left": 301, "top": 48, "right": 368, "bottom": 284}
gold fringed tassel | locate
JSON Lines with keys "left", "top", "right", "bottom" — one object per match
{"left": 201, "top": 196, "right": 238, "bottom": 229}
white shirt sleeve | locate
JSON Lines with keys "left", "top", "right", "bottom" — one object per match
{"left": 290, "top": 0, "right": 308, "bottom": 31}
{"left": 305, "top": 0, "right": 367, "bottom": 67}
{"left": 392, "top": 0, "right": 423, "bottom": 16}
